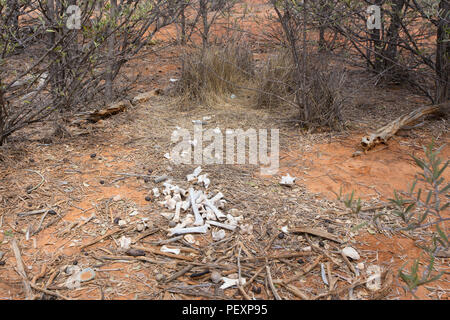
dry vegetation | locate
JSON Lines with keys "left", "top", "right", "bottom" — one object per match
{"left": 0, "top": 0, "right": 448, "bottom": 302}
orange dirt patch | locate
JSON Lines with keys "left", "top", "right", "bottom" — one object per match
{"left": 280, "top": 134, "right": 450, "bottom": 200}
{"left": 355, "top": 233, "right": 449, "bottom": 300}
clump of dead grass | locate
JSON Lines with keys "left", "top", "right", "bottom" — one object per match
{"left": 172, "top": 44, "right": 254, "bottom": 108}
{"left": 254, "top": 49, "right": 349, "bottom": 130}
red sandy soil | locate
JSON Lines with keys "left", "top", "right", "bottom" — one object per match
{"left": 0, "top": 0, "right": 448, "bottom": 300}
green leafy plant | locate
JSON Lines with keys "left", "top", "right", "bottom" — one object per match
{"left": 390, "top": 141, "right": 449, "bottom": 293}
{"left": 398, "top": 253, "right": 443, "bottom": 294}
{"left": 334, "top": 186, "right": 362, "bottom": 214}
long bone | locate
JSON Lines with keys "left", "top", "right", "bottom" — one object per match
{"left": 189, "top": 188, "right": 204, "bottom": 226}
{"left": 204, "top": 199, "right": 227, "bottom": 221}
{"left": 206, "top": 220, "right": 236, "bottom": 231}
{"left": 168, "top": 223, "right": 209, "bottom": 236}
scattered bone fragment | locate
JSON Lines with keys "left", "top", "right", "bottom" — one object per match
{"left": 220, "top": 277, "right": 246, "bottom": 290}
{"left": 197, "top": 174, "right": 210, "bottom": 188}
{"left": 184, "top": 234, "right": 195, "bottom": 244}
{"left": 280, "top": 173, "right": 296, "bottom": 186}
{"left": 187, "top": 166, "right": 202, "bottom": 182}
{"left": 342, "top": 247, "right": 360, "bottom": 260}
{"left": 212, "top": 229, "right": 226, "bottom": 241}
{"left": 119, "top": 236, "right": 131, "bottom": 250}
{"left": 161, "top": 246, "right": 181, "bottom": 255}
{"left": 366, "top": 265, "right": 382, "bottom": 291}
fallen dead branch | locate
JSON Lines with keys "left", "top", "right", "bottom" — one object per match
{"left": 78, "top": 100, "right": 131, "bottom": 123}
{"left": 360, "top": 104, "right": 448, "bottom": 151}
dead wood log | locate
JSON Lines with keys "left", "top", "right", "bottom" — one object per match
{"left": 87, "top": 100, "right": 131, "bottom": 122}
{"left": 360, "top": 103, "right": 449, "bottom": 151}
{"left": 73, "top": 100, "right": 131, "bottom": 124}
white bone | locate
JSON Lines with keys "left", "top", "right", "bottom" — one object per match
{"left": 189, "top": 188, "right": 204, "bottom": 226}
{"left": 181, "top": 200, "right": 191, "bottom": 211}
{"left": 184, "top": 234, "right": 195, "bottom": 244}
{"left": 176, "top": 214, "right": 194, "bottom": 229}
{"left": 193, "top": 166, "right": 202, "bottom": 177}
{"left": 280, "top": 173, "right": 296, "bottom": 186}
{"left": 195, "top": 191, "right": 207, "bottom": 204}
{"left": 172, "top": 193, "right": 182, "bottom": 202}
{"left": 160, "top": 245, "right": 180, "bottom": 255}
{"left": 187, "top": 166, "right": 202, "bottom": 181}
{"left": 216, "top": 199, "right": 226, "bottom": 209}
{"left": 220, "top": 277, "right": 246, "bottom": 290}
{"left": 226, "top": 214, "right": 242, "bottom": 226}
{"left": 197, "top": 174, "right": 210, "bottom": 188}
{"left": 152, "top": 188, "right": 160, "bottom": 197}
{"left": 206, "top": 220, "right": 236, "bottom": 231}
{"left": 173, "top": 201, "right": 182, "bottom": 222}
{"left": 239, "top": 224, "right": 253, "bottom": 234}
{"left": 165, "top": 198, "right": 177, "bottom": 210}
{"left": 210, "top": 192, "right": 223, "bottom": 203}
{"left": 179, "top": 188, "right": 188, "bottom": 197}
{"left": 204, "top": 199, "right": 227, "bottom": 221}
{"left": 212, "top": 229, "right": 226, "bottom": 241}
{"left": 205, "top": 207, "right": 217, "bottom": 221}
{"left": 119, "top": 236, "right": 131, "bottom": 249}
{"left": 168, "top": 223, "right": 209, "bottom": 236}
{"left": 161, "top": 212, "right": 174, "bottom": 220}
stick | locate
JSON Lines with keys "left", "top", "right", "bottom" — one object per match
{"left": 266, "top": 266, "right": 282, "bottom": 300}
{"left": 17, "top": 209, "right": 47, "bottom": 217}
{"left": 132, "top": 245, "right": 194, "bottom": 261}
{"left": 24, "top": 169, "right": 45, "bottom": 193}
{"left": 165, "top": 265, "right": 194, "bottom": 283}
{"left": 243, "top": 264, "right": 267, "bottom": 288}
{"left": 279, "top": 282, "right": 310, "bottom": 300}
{"left": 29, "top": 282, "right": 70, "bottom": 300}
{"left": 238, "top": 286, "right": 252, "bottom": 300}
{"left": 284, "top": 255, "right": 322, "bottom": 284}
{"left": 166, "top": 287, "right": 230, "bottom": 300}
{"left": 80, "top": 226, "right": 133, "bottom": 250}
{"left": 241, "top": 251, "right": 313, "bottom": 262}
{"left": 32, "top": 264, "right": 47, "bottom": 284}
{"left": 291, "top": 227, "right": 343, "bottom": 243}
{"left": 11, "top": 239, "right": 33, "bottom": 299}
{"left": 341, "top": 252, "right": 357, "bottom": 276}
{"left": 96, "top": 255, "right": 170, "bottom": 265}
{"left": 132, "top": 227, "right": 160, "bottom": 243}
